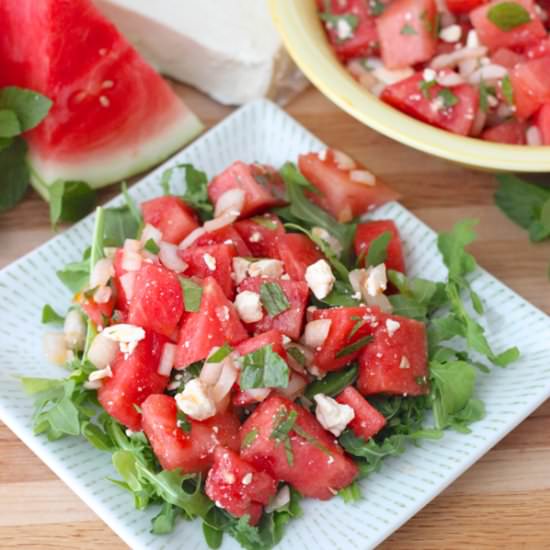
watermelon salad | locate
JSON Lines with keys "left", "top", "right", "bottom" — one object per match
{"left": 319, "top": 0, "right": 550, "bottom": 145}
{"left": 26, "top": 150, "right": 518, "bottom": 549}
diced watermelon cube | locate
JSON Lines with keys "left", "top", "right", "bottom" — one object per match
{"left": 320, "top": 0, "right": 379, "bottom": 60}
{"left": 470, "top": 0, "right": 545, "bottom": 51}
{"left": 524, "top": 37, "right": 550, "bottom": 60}
{"left": 381, "top": 72, "right": 479, "bottom": 136}
{"left": 113, "top": 248, "right": 131, "bottom": 312}
{"left": 141, "top": 394, "right": 241, "bottom": 473}
{"left": 234, "top": 214, "right": 285, "bottom": 258}
{"left": 237, "top": 277, "right": 309, "bottom": 340}
{"left": 535, "top": 103, "right": 550, "bottom": 144}
{"left": 194, "top": 225, "right": 252, "bottom": 257}
{"left": 80, "top": 293, "right": 115, "bottom": 328}
{"left": 310, "top": 306, "right": 382, "bottom": 372}
{"left": 336, "top": 386, "right": 386, "bottom": 440}
{"left": 175, "top": 277, "right": 248, "bottom": 368}
{"left": 510, "top": 56, "right": 550, "bottom": 119}
{"left": 236, "top": 330, "right": 288, "bottom": 361}
{"left": 446, "top": 0, "right": 486, "bottom": 13}
{"left": 205, "top": 447, "right": 277, "bottom": 525}
{"left": 298, "top": 150, "right": 399, "bottom": 223}
{"left": 481, "top": 119, "right": 527, "bottom": 143}
{"left": 240, "top": 395, "right": 359, "bottom": 500}
{"left": 179, "top": 243, "right": 237, "bottom": 299}
{"left": 208, "top": 161, "right": 283, "bottom": 218}
{"left": 491, "top": 47, "right": 525, "bottom": 69}
{"left": 98, "top": 330, "right": 169, "bottom": 430}
{"left": 376, "top": 0, "right": 438, "bottom": 69}
{"left": 141, "top": 196, "right": 199, "bottom": 245}
{"left": 358, "top": 314, "right": 429, "bottom": 396}
{"left": 276, "top": 233, "right": 324, "bottom": 281}
{"left": 354, "top": 220, "right": 406, "bottom": 273}
{"left": 128, "top": 262, "right": 184, "bottom": 338}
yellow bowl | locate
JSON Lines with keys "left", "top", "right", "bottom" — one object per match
{"left": 269, "top": 0, "right": 550, "bottom": 172}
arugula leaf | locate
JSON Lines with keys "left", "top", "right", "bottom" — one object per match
{"left": 161, "top": 163, "right": 213, "bottom": 219}
{"left": 57, "top": 257, "right": 90, "bottom": 293}
{"left": 495, "top": 174, "right": 550, "bottom": 238}
{"left": 260, "top": 282, "right": 290, "bottom": 316}
{"left": 151, "top": 502, "right": 178, "bottom": 535}
{"left": 121, "top": 182, "right": 143, "bottom": 228}
{"left": 90, "top": 207, "right": 106, "bottom": 269}
{"left": 270, "top": 408, "right": 298, "bottom": 442}
{"left": 487, "top": 1, "right": 531, "bottom": 30}
{"left": 438, "top": 88, "right": 458, "bottom": 108}
{"left": 179, "top": 277, "right": 203, "bottom": 312}
{"left": 0, "top": 109, "right": 21, "bottom": 138}
{"left": 335, "top": 335, "right": 373, "bottom": 359}
{"left": 339, "top": 481, "right": 362, "bottom": 503}
{"left": 250, "top": 216, "right": 278, "bottom": 230}
{"left": 501, "top": 75, "right": 514, "bottom": 105}
{"left": 49, "top": 180, "right": 96, "bottom": 226}
{"left": 365, "top": 231, "right": 392, "bottom": 267}
{"left": 305, "top": 364, "right": 358, "bottom": 398}
{"left": 41, "top": 304, "right": 65, "bottom": 325}
{"left": 419, "top": 78, "right": 436, "bottom": 99}
{"left": 0, "top": 137, "right": 29, "bottom": 212}
{"left": 103, "top": 205, "right": 140, "bottom": 247}
{"left": 203, "top": 521, "right": 224, "bottom": 549}
{"left": 0, "top": 86, "right": 52, "bottom": 132}
{"left": 240, "top": 344, "right": 289, "bottom": 390}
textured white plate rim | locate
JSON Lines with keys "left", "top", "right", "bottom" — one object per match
{"left": 0, "top": 98, "right": 548, "bottom": 550}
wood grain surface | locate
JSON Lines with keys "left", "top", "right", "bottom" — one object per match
{"left": 1, "top": 84, "right": 549, "bottom": 550}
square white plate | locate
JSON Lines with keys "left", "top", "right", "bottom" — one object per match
{"left": 1, "top": 99, "right": 549, "bottom": 550}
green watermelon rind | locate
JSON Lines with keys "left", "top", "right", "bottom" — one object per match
{"left": 29, "top": 109, "right": 204, "bottom": 200}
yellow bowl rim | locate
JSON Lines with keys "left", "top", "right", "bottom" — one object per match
{"left": 269, "top": 0, "right": 550, "bottom": 172}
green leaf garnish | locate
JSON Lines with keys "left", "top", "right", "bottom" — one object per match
{"left": 241, "top": 428, "right": 259, "bottom": 449}
{"left": 41, "top": 304, "right": 65, "bottom": 325}
{"left": 260, "top": 282, "right": 290, "bottom": 316}
{"left": 177, "top": 410, "right": 192, "bottom": 433}
{"left": 437, "top": 88, "right": 459, "bottom": 108}
{"left": 501, "top": 75, "right": 514, "bottom": 105}
{"left": 144, "top": 238, "right": 160, "bottom": 254}
{"left": 240, "top": 344, "right": 289, "bottom": 390}
{"left": 305, "top": 364, "right": 358, "bottom": 398}
{"left": 49, "top": 180, "right": 96, "bottom": 227}
{"left": 365, "top": 230, "right": 392, "bottom": 267}
{"left": 151, "top": 502, "right": 178, "bottom": 535}
{"left": 0, "top": 109, "right": 21, "bottom": 138}
{"left": 207, "top": 344, "right": 233, "bottom": 363}
{"left": 335, "top": 335, "right": 373, "bottom": 359}
{"left": 487, "top": 1, "right": 531, "bottom": 30}
{"left": 179, "top": 277, "right": 203, "bottom": 312}
{"left": 0, "top": 137, "right": 29, "bottom": 213}
{"left": 400, "top": 23, "right": 417, "bottom": 35}
{"left": 0, "top": 86, "right": 52, "bottom": 132}
{"left": 338, "top": 481, "right": 363, "bottom": 503}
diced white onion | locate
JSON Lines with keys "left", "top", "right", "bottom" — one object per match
{"left": 372, "top": 66, "right": 414, "bottom": 85}
{"left": 64, "top": 309, "right": 86, "bottom": 351}
{"left": 332, "top": 149, "right": 356, "bottom": 170}
{"left": 94, "top": 285, "right": 112, "bottom": 304}
{"left": 158, "top": 343, "right": 177, "bottom": 376}
{"left": 121, "top": 250, "right": 142, "bottom": 272}
{"left": 349, "top": 169, "right": 376, "bottom": 186}
{"left": 303, "top": 319, "right": 332, "bottom": 349}
{"left": 43, "top": 332, "right": 68, "bottom": 366}
{"left": 471, "top": 109, "right": 488, "bottom": 137}
{"left": 200, "top": 358, "right": 224, "bottom": 386}
{"left": 178, "top": 226, "right": 207, "bottom": 250}
{"left": 214, "top": 188, "right": 245, "bottom": 218}
{"left": 123, "top": 239, "right": 142, "bottom": 253}
{"left": 159, "top": 241, "right": 188, "bottom": 273}
{"left": 88, "top": 332, "right": 118, "bottom": 369}
{"left": 526, "top": 126, "right": 542, "bottom": 146}
{"left": 439, "top": 24, "right": 462, "bottom": 43}
{"left": 278, "top": 372, "right": 307, "bottom": 401}
{"left": 90, "top": 257, "right": 114, "bottom": 288}
{"left": 120, "top": 272, "right": 136, "bottom": 302}
{"left": 210, "top": 357, "right": 239, "bottom": 404}
{"left": 430, "top": 47, "right": 487, "bottom": 70}
{"left": 365, "top": 292, "right": 393, "bottom": 313}
{"left": 436, "top": 71, "right": 465, "bottom": 87}
{"left": 468, "top": 64, "right": 508, "bottom": 84}
{"left": 140, "top": 223, "right": 163, "bottom": 246}
{"left": 203, "top": 212, "right": 239, "bottom": 233}
{"left": 89, "top": 365, "right": 113, "bottom": 382}
{"left": 243, "top": 388, "right": 271, "bottom": 402}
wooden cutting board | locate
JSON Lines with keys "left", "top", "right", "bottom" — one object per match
{"left": 1, "top": 84, "right": 549, "bottom": 550}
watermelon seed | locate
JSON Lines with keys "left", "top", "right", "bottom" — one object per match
{"left": 99, "top": 95, "right": 110, "bottom": 108}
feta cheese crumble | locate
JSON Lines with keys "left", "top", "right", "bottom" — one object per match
{"left": 385, "top": 318, "right": 401, "bottom": 337}
{"left": 314, "top": 394, "right": 355, "bottom": 437}
{"left": 102, "top": 323, "right": 145, "bottom": 356}
{"left": 305, "top": 259, "right": 335, "bottom": 300}
{"left": 265, "top": 485, "right": 291, "bottom": 513}
{"left": 248, "top": 259, "right": 284, "bottom": 278}
{"left": 175, "top": 378, "right": 216, "bottom": 421}
{"left": 234, "top": 291, "right": 263, "bottom": 323}
{"left": 232, "top": 257, "right": 251, "bottom": 284}
{"left": 203, "top": 253, "right": 217, "bottom": 271}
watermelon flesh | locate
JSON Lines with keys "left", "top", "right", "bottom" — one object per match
{"left": 0, "top": 0, "right": 203, "bottom": 197}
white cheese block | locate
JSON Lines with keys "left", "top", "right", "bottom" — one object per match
{"left": 94, "top": 0, "right": 308, "bottom": 105}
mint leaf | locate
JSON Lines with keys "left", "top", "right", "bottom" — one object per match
{"left": 260, "top": 282, "right": 290, "bottom": 316}
{"left": 0, "top": 86, "right": 52, "bottom": 132}
{"left": 240, "top": 344, "right": 289, "bottom": 390}
{"left": 0, "top": 109, "right": 21, "bottom": 137}
{"left": 241, "top": 428, "right": 259, "bottom": 449}
{"left": 305, "top": 364, "right": 358, "bottom": 398}
{"left": 400, "top": 23, "right": 417, "bottom": 35}
{"left": 144, "top": 238, "right": 160, "bottom": 254}
{"left": 41, "top": 304, "right": 65, "bottom": 325}
{"left": 207, "top": 344, "right": 233, "bottom": 363}
{"left": 335, "top": 335, "right": 373, "bottom": 359}
{"left": 161, "top": 163, "right": 213, "bottom": 219}
{"left": 49, "top": 180, "right": 96, "bottom": 226}
{"left": 438, "top": 88, "right": 459, "bottom": 108}
{"left": 319, "top": 12, "right": 359, "bottom": 36}
{"left": 487, "top": 1, "right": 531, "bottom": 30}
{"left": 179, "top": 277, "right": 203, "bottom": 312}
{"left": 121, "top": 181, "right": 143, "bottom": 228}
{"left": 366, "top": 230, "right": 392, "bottom": 267}
{"left": 0, "top": 137, "right": 29, "bottom": 212}
{"left": 177, "top": 410, "right": 192, "bottom": 433}
{"left": 501, "top": 75, "right": 514, "bottom": 105}
{"left": 419, "top": 79, "right": 436, "bottom": 99}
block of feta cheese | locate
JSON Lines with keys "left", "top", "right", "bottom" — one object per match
{"left": 94, "top": 0, "right": 308, "bottom": 105}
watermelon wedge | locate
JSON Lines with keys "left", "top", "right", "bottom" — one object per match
{"left": 0, "top": 0, "right": 203, "bottom": 198}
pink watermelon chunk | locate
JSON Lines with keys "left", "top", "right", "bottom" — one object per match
{"left": 0, "top": 0, "right": 203, "bottom": 196}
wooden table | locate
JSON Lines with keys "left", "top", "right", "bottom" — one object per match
{"left": 1, "top": 84, "right": 549, "bottom": 549}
